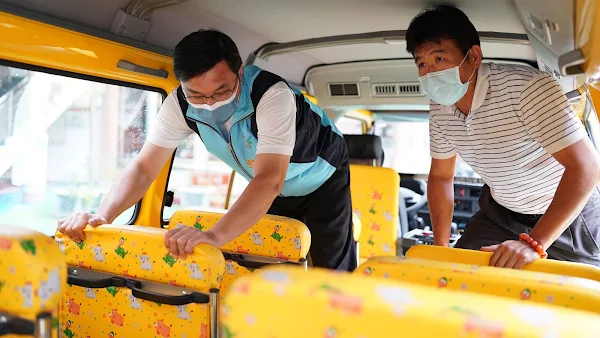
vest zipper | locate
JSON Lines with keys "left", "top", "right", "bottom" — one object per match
{"left": 186, "top": 114, "right": 255, "bottom": 180}
{"left": 187, "top": 113, "right": 286, "bottom": 198}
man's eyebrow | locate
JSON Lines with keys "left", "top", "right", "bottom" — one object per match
{"left": 414, "top": 48, "right": 449, "bottom": 63}
{"left": 185, "top": 81, "right": 229, "bottom": 96}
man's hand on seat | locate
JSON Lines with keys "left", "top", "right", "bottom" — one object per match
{"left": 164, "top": 226, "right": 219, "bottom": 259}
{"left": 481, "top": 240, "right": 539, "bottom": 269}
{"left": 58, "top": 212, "right": 108, "bottom": 242}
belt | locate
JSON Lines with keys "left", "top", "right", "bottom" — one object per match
{"left": 509, "top": 210, "right": 544, "bottom": 225}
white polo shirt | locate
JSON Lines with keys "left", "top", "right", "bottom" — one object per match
{"left": 147, "top": 81, "right": 297, "bottom": 156}
{"left": 429, "top": 62, "right": 588, "bottom": 214}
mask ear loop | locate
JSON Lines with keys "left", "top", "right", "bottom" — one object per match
{"left": 458, "top": 49, "right": 477, "bottom": 84}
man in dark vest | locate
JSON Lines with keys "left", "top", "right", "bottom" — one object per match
{"left": 58, "top": 29, "right": 357, "bottom": 271}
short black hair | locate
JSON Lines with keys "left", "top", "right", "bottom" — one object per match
{"left": 406, "top": 5, "right": 480, "bottom": 56}
{"left": 173, "top": 29, "right": 242, "bottom": 81}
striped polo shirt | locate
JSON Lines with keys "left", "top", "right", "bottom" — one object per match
{"left": 429, "top": 62, "right": 588, "bottom": 214}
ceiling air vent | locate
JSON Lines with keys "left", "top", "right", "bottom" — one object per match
{"left": 373, "top": 84, "right": 397, "bottom": 96}
{"left": 372, "top": 83, "right": 422, "bottom": 97}
{"left": 328, "top": 83, "right": 360, "bottom": 97}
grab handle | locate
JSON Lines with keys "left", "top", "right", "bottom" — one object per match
{"left": 125, "top": 279, "right": 209, "bottom": 305}
{"left": 0, "top": 315, "right": 34, "bottom": 336}
{"left": 68, "top": 275, "right": 126, "bottom": 288}
{"left": 223, "top": 252, "right": 269, "bottom": 269}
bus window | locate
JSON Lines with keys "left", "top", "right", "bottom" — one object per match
{"left": 0, "top": 64, "right": 162, "bottom": 235}
{"left": 336, "top": 116, "right": 365, "bottom": 134}
{"left": 163, "top": 135, "right": 233, "bottom": 218}
{"left": 373, "top": 114, "right": 479, "bottom": 179}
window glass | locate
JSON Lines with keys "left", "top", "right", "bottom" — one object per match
{"left": 163, "top": 135, "right": 234, "bottom": 219}
{"left": 0, "top": 64, "right": 162, "bottom": 235}
{"left": 335, "top": 116, "right": 364, "bottom": 134}
{"left": 373, "top": 116, "right": 479, "bottom": 178}
{"left": 583, "top": 92, "right": 600, "bottom": 152}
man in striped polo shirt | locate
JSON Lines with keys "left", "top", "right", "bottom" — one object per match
{"left": 406, "top": 5, "right": 600, "bottom": 268}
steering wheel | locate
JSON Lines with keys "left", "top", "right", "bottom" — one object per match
{"left": 398, "top": 179, "right": 428, "bottom": 236}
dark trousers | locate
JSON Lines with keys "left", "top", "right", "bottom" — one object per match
{"left": 267, "top": 160, "right": 357, "bottom": 272}
{"left": 456, "top": 185, "right": 600, "bottom": 266}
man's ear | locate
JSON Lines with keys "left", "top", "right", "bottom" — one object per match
{"left": 470, "top": 45, "right": 483, "bottom": 67}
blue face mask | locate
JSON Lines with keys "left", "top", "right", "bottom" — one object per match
{"left": 189, "top": 80, "right": 239, "bottom": 138}
{"left": 418, "top": 51, "right": 476, "bottom": 106}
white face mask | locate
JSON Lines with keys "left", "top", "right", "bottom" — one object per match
{"left": 418, "top": 50, "right": 476, "bottom": 106}
{"left": 189, "top": 86, "right": 238, "bottom": 111}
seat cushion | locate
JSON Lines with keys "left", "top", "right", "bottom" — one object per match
{"left": 221, "top": 266, "right": 600, "bottom": 337}
{"left": 357, "top": 255, "right": 600, "bottom": 314}
{"left": 406, "top": 245, "right": 600, "bottom": 283}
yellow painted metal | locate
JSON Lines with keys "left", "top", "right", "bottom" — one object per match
{"left": 0, "top": 11, "right": 180, "bottom": 227}
{"left": 576, "top": 0, "right": 600, "bottom": 118}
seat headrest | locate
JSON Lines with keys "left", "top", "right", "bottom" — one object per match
{"left": 344, "top": 134, "right": 384, "bottom": 166}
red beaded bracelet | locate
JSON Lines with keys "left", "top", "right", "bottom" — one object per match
{"left": 519, "top": 233, "right": 548, "bottom": 259}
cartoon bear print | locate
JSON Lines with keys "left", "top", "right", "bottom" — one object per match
{"left": 375, "top": 284, "right": 416, "bottom": 315}
{"left": 66, "top": 298, "right": 81, "bottom": 315}
{"left": 382, "top": 243, "right": 392, "bottom": 253}
{"left": 93, "top": 245, "right": 105, "bottom": 262}
{"left": 384, "top": 211, "right": 393, "bottom": 221}
{"left": 187, "top": 262, "right": 205, "bottom": 280}
{"left": 38, "top": 268, "right": 61, "bottom": 306}
{"left": 154, "top": 319, "right": 171, "bottom": 338}
{"left": 17, "top": 282, "right": 33, "bottom": 308}
{"left": 85, "top": 287, "right": 96, "bottom": 299}
{"left": 176, "top": 305, "right": 191, "bottom": 320}
{"left": 225, "top": 261, "right": 237, "bottom": 275}
{"left": 126, "top": 293, "right": 142, "bottom": 310}
{"left": 251, "top": 232, "right": 264, "bottom": 245}
{"left": 138, "top": 252, "right": 153, "bottom": 271}
{"left": 293, "top": 236, "right": 301, "bottom": 250}
{"left": 108, "top": 309, "right": 125, "bottom": 327}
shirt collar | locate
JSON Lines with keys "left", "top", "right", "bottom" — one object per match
{"left": 471, "top": 63, "right": 490, "bottom": 111}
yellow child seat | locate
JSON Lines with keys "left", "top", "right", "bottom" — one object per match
{"left": 0, "top": 225, "right": 67, "bottom": 338}
{"left": 349, "top": 165, "right": 400, "bottom": 263}
{"left": 168, "top": 210, "right": 310, "bottom": 295}
{"left": 356, "top": 255, "right": 600, "bottom": 314}
{"left": 221, "top": 266, "right": 600, "bottom": 338}
{"left": 54, "top": 225, "right": 224, "bottom": 338}
{"left": 406, "top": 245, "right": 600, "bottom": 283}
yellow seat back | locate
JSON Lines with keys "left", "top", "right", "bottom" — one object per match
{"left": 169, "top": 210, "right": 311, "bottom": 294}
{"left": 54, "top": 225, "right": 224, "bottom": 338}
{"left": 169, "top": 210, "right": 311, "bottom": 262}
{"left": 0, "top": 226, "right": 67, "bottom": 337}
{"left": 406, "top": 245, "right": 600, "bottom": 283}
{"left": 222, "top": 266, "right": 600, "bottom": 337}
{"left": 349, "top": 165, "right": 399, "bottom": 260}
{"left": 356, "top": 255, "right": 600, "bottom": 314}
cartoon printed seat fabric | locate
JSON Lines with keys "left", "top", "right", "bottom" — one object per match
{"left": 406, "top": 245, "right": 600, "bottom": 283}
{"left": 54, "top": 225, "right": 224, "bottom": 338}
{"left": 0, "top": 225, "right": 67, "bottom": 338}
{"left": 169, "top": 210, "right": 311, "bottom": 294}
{"left": 221, "top": 266, "right": 600, "bottom": 338}
{"left": 356, "top": 255, "right": 600, "bottom": 314}
{"left": 349, "top": 165, "right": 399, "bottom": 261}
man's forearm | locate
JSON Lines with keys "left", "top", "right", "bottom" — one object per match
{"left": 209, "top": 176, "right": 281, "bottom": 246}
{"left": 428, "top": 177, "right": 455, "bottom": 246}
{"left": 97, "top": 162, "right": 155, "bottom": 223}
{"left": 530, "top": 167, "right": 599, "bottom": 250}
